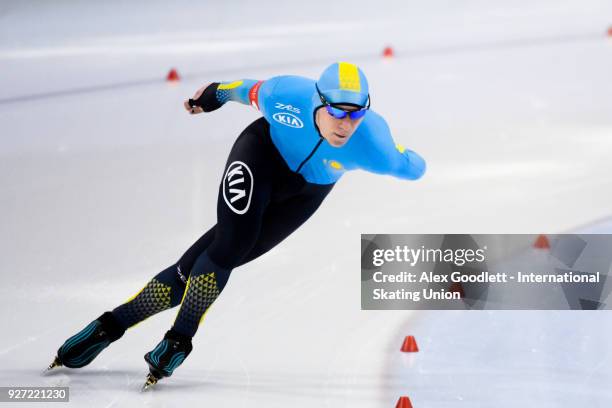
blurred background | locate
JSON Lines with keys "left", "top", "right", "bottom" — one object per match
{"left": 1, "top": 1, "right": 611, "bottom": 407}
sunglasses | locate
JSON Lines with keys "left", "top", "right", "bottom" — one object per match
{"left": 316, "top": 84, "right": 370, "bottom": 120}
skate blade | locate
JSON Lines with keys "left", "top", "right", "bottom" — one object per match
{"left": 141, "top": 373, "right": 159, "bottom": 392}
{"left": 42, "top": 357, "right": 62, "bottom": 374}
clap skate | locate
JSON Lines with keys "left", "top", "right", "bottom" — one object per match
{"left": 141, "top": 330, "right": 192, "bottom": 391}
{"left": 45, "top": 312, "right": 125, "bottom": 373}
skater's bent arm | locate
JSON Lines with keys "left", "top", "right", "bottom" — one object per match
{"left": 184, "top": 80, "right": 262, "bottom": 114}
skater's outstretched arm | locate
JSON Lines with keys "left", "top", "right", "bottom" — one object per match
{"left": 358, "top": 112, "right": 426, "bottom": 181}
{"left": 183, "top": 79, "right": 264, "bottom": 114}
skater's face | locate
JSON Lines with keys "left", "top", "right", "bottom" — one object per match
{"left": 315, "top": 105, "right": 365, "bottom": 147}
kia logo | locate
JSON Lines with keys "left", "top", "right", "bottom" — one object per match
{"left": 272, "top": 112, "right": 304, "bottom": 128}
{"left": 223, "top": 161, "right": 254, "bottom": 215}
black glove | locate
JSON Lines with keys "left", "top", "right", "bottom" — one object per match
{"left": 188, "top": 82, "right": 223, "bottom": 112}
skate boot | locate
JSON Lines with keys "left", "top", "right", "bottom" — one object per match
{"left": 142, "top": 329, "right": 192, "bottom": 390}
{"left": 46, "top": 312, "right": 125, "bottom": 371}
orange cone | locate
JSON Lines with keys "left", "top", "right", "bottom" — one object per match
{"left": 533, "top": 234, "right": 550, "bottom": 249}
{"left": 396, "top": 396, "right": 414, "bottom": 408}
{"left": 607, "top": 26, "right": 612, "bottom": 37}
{"left": 401, "top": 336, "right": 419, "bottom": 352}
{"left": 449, "top": 282, "right": 465, "bottom": 299}
{"left": 383, "top": 46, "right": 395, "bottom": 58}
{"left": 166, "top": 68, "right": 180, "bottom": 82}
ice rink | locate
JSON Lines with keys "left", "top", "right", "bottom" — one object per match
{"left": 1, "top": 0, "right": 612, "bottom": 406}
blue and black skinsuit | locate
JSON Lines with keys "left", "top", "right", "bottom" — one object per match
{"left": 55, "top": 66, "right": 426, "bottom": 376}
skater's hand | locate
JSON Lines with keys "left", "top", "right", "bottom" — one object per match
{"left": 184, "top": 84, "right": 209, "bottom": 115}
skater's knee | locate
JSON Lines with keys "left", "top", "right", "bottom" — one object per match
{"left": 191, "top": 251, "right": 232, "bottom": 291}
{"left": 153, "top": 264, "right": 188, "bottom": 306}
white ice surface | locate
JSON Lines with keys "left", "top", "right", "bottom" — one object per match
{"left": 1, "top": 0, "right": 612, "bottom": 407}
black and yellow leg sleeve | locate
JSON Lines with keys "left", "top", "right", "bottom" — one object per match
{"left": 172, "top": 252, "right": 230, "bottom": 338}
{"left": 111, "top": 265, "right": 186, "bottom": 329}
